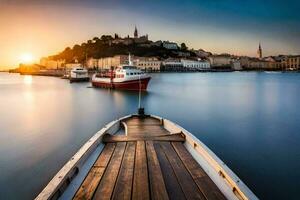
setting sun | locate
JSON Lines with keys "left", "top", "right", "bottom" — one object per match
{"left": 20, "top": 53, "right": 34, "bottom": 64}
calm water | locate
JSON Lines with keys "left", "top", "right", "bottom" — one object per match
{"left": 0, "top": 72, "right": 300, "bottom": 199}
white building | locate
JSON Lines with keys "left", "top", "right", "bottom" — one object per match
{"left": 162, "top": 59, "right": 183, "bottom": 71}
{"left": 181, "top": 59, "right": 210, "bottom": 70}
{"left": 162, "top": 41, "right": 178, "bottom": 50}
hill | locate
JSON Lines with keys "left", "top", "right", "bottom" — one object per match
{"left": 49, "top": 35, "right": 196, "bottom": 62}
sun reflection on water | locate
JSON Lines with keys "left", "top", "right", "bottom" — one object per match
{"left": 23, "top": 75, "right": 33, "bottom": 85}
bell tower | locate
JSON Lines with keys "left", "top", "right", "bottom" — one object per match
{"left": 134, "top": 26, "right": 138, "bottom": 38}
{"left": 257, "top": 43, "right": 262, "bottom": 59}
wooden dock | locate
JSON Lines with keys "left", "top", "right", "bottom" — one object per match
{"left": 73, "top": 116, "right": 226, "bottom": 200}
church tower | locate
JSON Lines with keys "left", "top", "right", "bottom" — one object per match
{"left": 134, "top": 26, "right": 138, "bottom": 38}
{"left": 257, "top": 43, "right": 262, "bottom": 59}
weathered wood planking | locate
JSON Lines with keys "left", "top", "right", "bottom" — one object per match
{"left": 123, "top": 117, "right": 161, "bottom": 126}
{"left": 154, "top": 142, "right": 186, "bottom": 200}
{"left": 102, "top": 133, "right": 185, "bottom": 143}
{"left": 146, "top": 141, "right": 169, "bottom": 200}
{"left": 124, "top": 117, "right": 168, "bottom": 136}
{"left": 112, "top": 142, "right": 136, "bottom": 200}
{"left": 132, "top": 141, "right": 150, "bottom": 200}
{"left": 160, "top": 142, "right": 206, "bottom": 200}
{"left": 172, "top": 142, "right": 226, "bottom": 200}
{"left": 73, "top": 143, "right": 116, "bottom": 200}
{"left": 93, "top": 142, "right": 126, "bottom": 200}
{"left": 74, "top": 116, "right": 227, "bottom": 200}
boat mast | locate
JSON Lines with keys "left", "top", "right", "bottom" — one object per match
{"left": 128, "top": 53, "right": 132, "bottom": 65}
{"left": 138, "top": 74, "right": 141, "bottom": 109}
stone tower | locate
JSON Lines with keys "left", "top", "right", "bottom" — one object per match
{"left": 134, "top": 26, "right": 138, "bottom": 38}
{"left": 257, "top": 43, "right": 262, "bottom": 59}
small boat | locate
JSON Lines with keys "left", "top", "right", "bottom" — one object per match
{"left": 36, "top": 112, "right": 258, "bottom": 200}
{"left": 70, "top": 67, "right": 89, "bottom": 83}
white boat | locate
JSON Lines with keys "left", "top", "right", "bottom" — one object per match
{"left": 91, "top": 65, "right": 151, "bottom": 90}
{"left": 36, "top": 113, "right": 258, "bottom": 200}
{"left": 70, "top": 67, "right": 89, "bottom": 83}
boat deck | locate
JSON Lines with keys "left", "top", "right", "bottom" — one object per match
{"left": 73, "top": 116, "right": 226, "bottom": 200}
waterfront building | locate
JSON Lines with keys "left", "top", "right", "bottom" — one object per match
{"left": 283, "top": 55, "right": 300, "bottom": 70}
{"left": 263, "top": 56, "right": 283, "bottom": 70}
{"left": 231, "top": 61, "right": 242, "bottom": 70}
{"left": 97, "top": 55, "right": 140, "bottom": 70}
{"left": 248, "top": 59, "right": 268, "bottom": 70}
{"left": 19, "top": 64, "right": 43, "bottom": 73}
{"left": 181, "top": 59, "right": 210, "bottom": 70}
{"left": 208, "top": 55, "right": 232, "bottom": 68}
{"left": 40, "top": 57, "right": 65, "bottom": 69}
{"left": 161, "top": 59, "right": 183, "bottom": 71}
{"left": 136, "top": 57, "right": 161, "bottom": 72}
{"left": 239, "top": 56, "right": 282, "bottom": 70}
{"left": 65, "top": 63, "right": 82, "bottom": 69}
{"left": 86, "top": 58, "right": 99, "bottom": 69}
{"left": 257, "top": 43, "right": 262, "bottom": 59}
{"left": 162, "top": 41, "right": 179, "bottom": 50}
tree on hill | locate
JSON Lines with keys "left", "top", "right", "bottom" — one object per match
{"left": 93, "top": 37, "right": 99, "bottom": 42}
{"left": 181, "top": 43, "right": 188, "bottom": 51}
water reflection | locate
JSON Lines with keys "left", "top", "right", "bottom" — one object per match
{"left": 23, "top": 75, "right": 32, "bottom": 85}
{"left": 0, "top": 72, "right": 300, "bottom": 200}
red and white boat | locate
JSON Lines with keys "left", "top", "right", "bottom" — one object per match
{"left": 91, "top": 65, "right": 151, "bottom": 91}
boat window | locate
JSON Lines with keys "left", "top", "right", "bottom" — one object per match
{"left": 130, "top": 73, "right": 133, "bottom": 75}
{"left": 123, "top": 66, "right": 137, "bottom": 70}
{"left": 126, "top": 73, "right": 129, "bottom": 75}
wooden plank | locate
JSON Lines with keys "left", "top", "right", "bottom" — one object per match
{"left": 103, "top": 133, "right": 185, "bottom": 143}
{"left": 73, "top": 167, "right": 105, "bottom": 200}
{"left": 154, "top": 142, "right": 186, "bottom": 200}
{"left": 132, "top": 141, "right": 150, "bottom": 200}
{"left": 112, "top": 142, "right": 136, "bottom": 200}
{"left": 127, "top": 127, "right": 169, "bottom": 137}
{"left": 172, "top": 142, "right": 226, "bottom": 200}
{"left": 73, "top": 143, "right": 116, "bottom": 200}
{"left": 94, "top": 143, "right": 116, "bottom": 167}
{"left": 93, "top": 142, "right": 126, "bottom": 200}
{"left": 124, "top": 117, "right": 161, "bottom": 126}
{"left": 146, "top": 141, "right": 169, "bottom": 200}
{"left": 125, "top": 117, "right": 168, "bottom": 137}
{"left": 160, "top": 142, "right": 206, "bottom": 200}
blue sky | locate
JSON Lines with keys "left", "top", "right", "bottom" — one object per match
{"left": 1, "top": 0, "right": 300, "bottom": 67}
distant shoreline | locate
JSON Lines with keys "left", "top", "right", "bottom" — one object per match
{"left": 5, "top": 69, "right": 299, "bottom": 77}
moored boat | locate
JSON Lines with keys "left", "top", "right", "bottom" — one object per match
{"left": 70, "top": 67, "right": 89, "bottom": 83}
{"left": 36, "top": 113, "right": 258, "bottom": 200}
{"left": 91, "top": 65, "right": 151, "bottom": 91}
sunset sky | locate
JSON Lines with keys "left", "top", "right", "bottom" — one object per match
{"left": 1, "top": 0, "right": 300, "bottom": 69}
